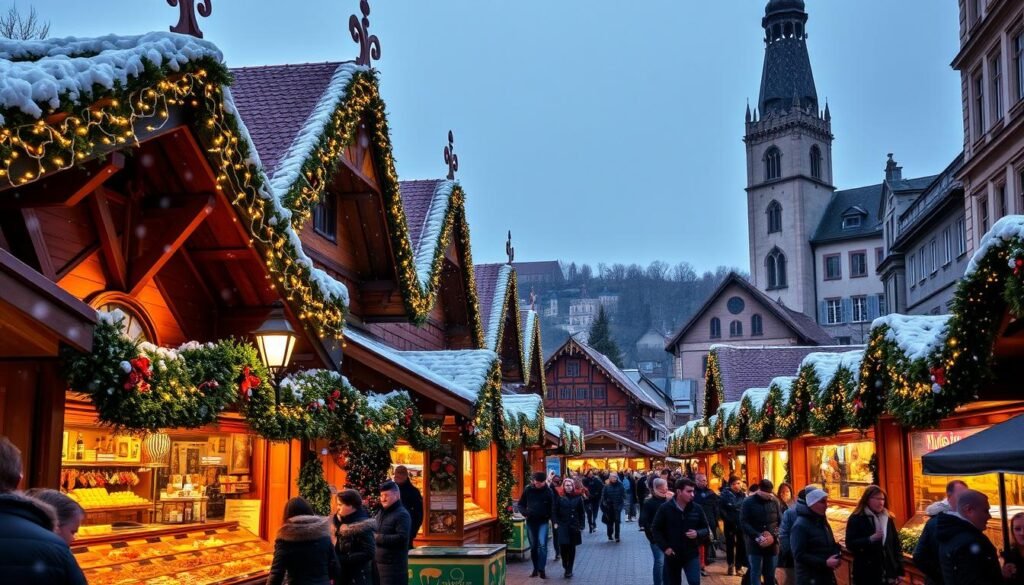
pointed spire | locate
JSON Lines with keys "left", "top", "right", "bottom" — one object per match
{"left": 753, "top": 108, "right": 759, "bottom": 122}
{"left": 746, "top": 100, "right": 752, "bottom": 123}
{"left": 824, "top": 99, "right": 831, "bottom": 122}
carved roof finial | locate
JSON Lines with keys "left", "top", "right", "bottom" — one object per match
{"left": 350, "top": 0, "right": 381, "bottom": 67}
{"left": 167, "top": 0, "right": 212, "bottom": 39}
{"left": 506, "top": 230, "right": 515, "bottom": 265}
{"left": 444, "top": 130, "right": 459, "bottom": 180}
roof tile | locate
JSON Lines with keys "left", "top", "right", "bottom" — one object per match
{"left": 712, "top": 344, "right": 852, "bottom": 402}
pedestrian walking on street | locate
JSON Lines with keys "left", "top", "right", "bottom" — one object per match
{"left": 267, "top": 496, "right": 340, "bottom": 585}
{"left": 601, "top": 472, "right": 626, "bottom": 542}
{"left": 741, "top": 479, "right": 782, "bottom": 585}
{"left": 791, "top": 488, "right": 841, "bottom": 585}
{"left": 937, "top": 489, "right": 1003, "bottom": 585}
{"left": 553, "top": 478, "right": 586, "bottom": 578}
{"left": 0, "top": 437, "right": 87, "bottom": 585}
{"left": 1002, "top": 512, "right": 1024, "bottom": 584}
{"left": 694, "top": 473, "right": 721, "bottom": 573}
{"left": 846, "top": 485, "right": 903, "bottom": 585}
{"left": 913, "top": 479, "right": 969, "bottom": 585}
{"left": 777, "top": 485, "right": 814, "bottom": 585}
{"left": 518, "top": 471, "right": 555, "bottom": 579}
{"left": 623, "top": 471, "right": 635, "bottom": 522}
{"left": 332, "top": 489, "right": 375, "bottom": 585}
{"left": 584, "top": 470, "right": 603, "bottom": 533}
{"left": 393, "top": 465, "right": 423, "bottom": 549}
{"left": 374, "top": 481, "right": 412, "bottom": 585}
{"left": 652, "top": 478, "right": 710, "bottom": 585}
{"left": 641, "top": 477, "right": 671, "bottom": 585}
{"left": 720, "top": 475, "right": 748, "bottom": 577}
{"left": 551, "top": 476, "right": 564, "bottom": 563}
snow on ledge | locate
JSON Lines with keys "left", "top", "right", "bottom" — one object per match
{"left": 741, "top": 387, "right": 770, "bottom": 410}
{"left": 484, "top": 264, "right": 513, "bottom": 351}
{"left": 0, "top": 32, "right": 222, "bottom": 123}
{"left": 870, "top": 313, "right": 950, "bottom": 362}
{"left": 801, "top": 350, "right": 865, "bottom": 387}
{"left": 413, "top": 180, "right": 455, "bottom": 288}
{"left": 966, "top": 215, "right": 1024, "bottom": 276}
{"left": 503, "top": 393, "right": 542, "bottom": 422}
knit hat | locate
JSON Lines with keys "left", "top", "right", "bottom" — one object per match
{"left": 805, "top": 488, "right": 828, "bottom": 507}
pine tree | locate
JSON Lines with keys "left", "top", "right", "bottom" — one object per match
{"left": 587, "top": 305, "right": 623, "bottom": 367}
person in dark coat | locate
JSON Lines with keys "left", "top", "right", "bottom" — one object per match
{"left": 719, "top": 475, "right": 747, "bottom": 577}
{"left": 584, "top": 470, "right": 604, "bottom": 533}
{"left": 553, "top": 478, "right": 587, "bottom": 578}
{"left": 0, "top": 436, "right": 87, "bottom": 585}
{"left": 845, "top": 485, "right": 903, "bottom": 585}
{"left": 790, "top": 488, "right": 841, "bottom": 585}
{"left": 518, "top": 471, "right": 554, "bottom": 579}
{"left": 652, "top": 478, "right": 710, "bottom": 585}
{"left": 641, "top": 478, "right": 671, "bottom": 585}
{"left": 267, "top": 496, "right": 340, "bottom": 585}
{"left": 333, "top": 489, "right": 376, "bottom": 585}
{"left": 740, "top": 479, "right": 782, "bottom": 585}
{"left": 1003, "top": 512, "right": 1024, "bottom": 584}
{"left": 601, "top": 472, "right": 627, "bottom": 542}
{"left": 937, "top": 489, "right": 1002, "bottom": 585}
{"left": 778, "top": 485, "right": 814, "bottom": 583}
{"left": 393, "top": 465, "right": 423, "bottom": 549}
{"left": 24, "top": 488, "right": 85, "bottom": 546}
{"left": 694, "top": 473, "right": 721, "bottom": 566}
{"left": 913, "top": 479, "right": 969, "bottom": 585}
{"left": 374, "top": 480, "right": 412, "bottom": 585}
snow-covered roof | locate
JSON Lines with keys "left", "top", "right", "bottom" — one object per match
{"left": 966, "top": 215, "right": 1024, "bottom": 276}
{"left": 345, "top": 328, "right": 497, "bottom": 404}
{"left": 521, "top": 309, "right": 538, "bottom": 375}
{"left": 871, "top": 313, "right": 951, "bottom": 361}
{"left": 741, "top": 387, "right": 770, "bottom": 411}
{"left": 719, "top": 401, "right": 741, "bottom": 419}
{"left": 0, "top": 32, "right": 222, "bottom": 123}
{"left": 800, "top": 350, "right": 865, "bottom": 386}
{"left": 267, "top": 61, "right": 365, "bottom": 191}
{"left": 482, "top": 264, "right": 513, "bottom": 350}
{"left": 404, "top": 179, "right": 456, "bottom": 288}
{"left": 770, "top": 376, "right": 797, "bottom": 403}
{"left": 502, "top": 393, "right": 543, "bottom": 422}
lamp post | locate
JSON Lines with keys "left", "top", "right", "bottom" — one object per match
{"left": 253, "top": 301, "right": 297, "bottom": 378}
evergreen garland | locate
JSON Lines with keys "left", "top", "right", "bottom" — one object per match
{"left": 298, "top": 458, "right": 332, "bottom": 516}
{"left": 703, "top": 350, "right": 724, "bottom": 420}
{"left": 807, "top": 365, "right": 856, "bottom": 437}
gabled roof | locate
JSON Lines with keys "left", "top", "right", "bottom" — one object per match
{"left": 547, "top": 336, "right": 667, "bottom": 412}
{"left": 511, "top": 261, "right": 564, "bottom": 283}
{"left": 474, "top": 263, "right": 514, "bottom": 350}
{"left": 665, "top": 273, "right": 834, "bottom": 349}
{"left": 811, "top": 183, "right": 884, "bottom": 244}
{"left": 711, "top": 344, "right": 851, "bottom": 403}
{"left": 519, "top": 308, "right": 544, "bottom": 391}
{"left": 584, "top": 430, "right": 665, "bottom": 457}
{"left": 623, "top": 369, "right": 671, "bottom": 409}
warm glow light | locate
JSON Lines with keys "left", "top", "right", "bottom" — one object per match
{"left": 253, "top": 302, "right": 297, "bottom": 373}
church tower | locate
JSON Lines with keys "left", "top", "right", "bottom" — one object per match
{"left": 745, "top": 0, "right": 834, "bottom": 317}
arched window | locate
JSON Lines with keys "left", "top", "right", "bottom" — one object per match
{"left": 710, "top": 317, "right": 721, "bottom": 339}
{"left": 765, "top": 147, "right": 782, "bottom": 181}
{"left": 810, "top": 145, "right": 822, "bottom": 180}
{"left": 767, "top": 200, "right": 783, "bottom": 234}
{"left": 94, "top": 299, "right": 155, "bottom": 343}
{"left": 766, "top": 247, "right": 788, "bottom": 290}
{"left": 729, "top": 320, "right": 743, "bottom": 337}
{"left": 751, "top": 314, "right": 764, "bottom": 336}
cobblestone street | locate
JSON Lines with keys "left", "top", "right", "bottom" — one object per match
{"left": 505, "top": 519, "right": 738, "bottom": 585}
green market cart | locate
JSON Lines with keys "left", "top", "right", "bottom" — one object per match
{"left": 408, "top": 545, "right": 507, "bottom": 585}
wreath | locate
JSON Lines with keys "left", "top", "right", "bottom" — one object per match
{"left": 711, "top": 462, "right": 725, "bottom": 479}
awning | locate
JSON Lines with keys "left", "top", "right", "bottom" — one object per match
{"left": 642, "top": 415, "right": 668, "bottom": 433}
{"left": 922, "top": 414, "right": 1024, "bottom": 475}
{"left": 582, "top": 430, "right": 665, "bottom": 458}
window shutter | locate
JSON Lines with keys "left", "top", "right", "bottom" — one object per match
{"left": 868, "top": 295, "right": 880, "bottom": 320}
{"left": 818, "top": 301, "right": 828, "bottom": 325}
{"left": 841, "top": 298, "right": 853, "bottom": 324}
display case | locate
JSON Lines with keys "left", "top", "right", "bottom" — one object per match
{"left": 806, "top": 437, "right": 875, "bottom": 504}
{"left": 824, "top": 505, "right": 852, "bottom": 546}
{"left": 72, "top": 522, "right": 271, "bottom": 585}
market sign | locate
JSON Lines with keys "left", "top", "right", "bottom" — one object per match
{"left": 914, "top": 427, "right": 984, "bottom": 455}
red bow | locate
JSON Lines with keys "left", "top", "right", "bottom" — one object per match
{"left": 403, "top": 407, "right": 413, "bottom": 426}
{"left": 852, "top": 398, "right": 864, "bottom": 412}
{"left": 930, "top": 366, "right": 946, "bottom": 387}
{"left": 327, "top": 389, "right": 342, "bottom": 412}
{"left": 238, "top": 366, "right": 261, "bottom": 401}
{"left": 123, "top": 356, "right": 152, "bottom": 393}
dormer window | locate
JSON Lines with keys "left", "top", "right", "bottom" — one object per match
{"left": 842, "top": 216, "right": 862, "bottom": 229}
{"left": 841, "top": 206, "right": 867, "bottom": 230}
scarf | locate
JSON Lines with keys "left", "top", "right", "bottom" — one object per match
{"left": 868, "top": 508, "right": 889, "bottom": 543}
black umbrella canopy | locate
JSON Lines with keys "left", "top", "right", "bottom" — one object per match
{"left": 922, "top": 414, "right": 1024, "bottom": 476}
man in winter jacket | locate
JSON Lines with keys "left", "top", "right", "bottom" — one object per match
{"left": 791, "top": 488, "right": 841, "bottom": 585}
{"left": 694, "top": 474, "right": 721, "bottom": 565}
{"left": 375, "top": 481, "right": 412, "bottom": 585}
{"left": 652, "top": 478, "right": 710, "bottom": 585}
{"left": 0, "top": 436, "right": 87, "bottom": 585}
{"left": 601, "top": 472, "right": 627, "bottom": 542}
{"left": 719, "top": 475, "right": 747, "bottom": 576}
{"left": 518, "top": 471, "right": 555, "bottom": 578}
{"left": 937, "top": 489, "right": 1002, "bottom": 585}
{"left": 641, "top": 478, "right": 671, "bottom": 585}
{"left": 913, "top": 479, "right": 968, "bottom": 585}
{"left": 584, "top": 471, "right": 604, "bottom": 533}
{"left": 778, "top": 485, "right": 815, "bottom": 583}
{"left": 740, "top": 479, "right": 782, "bottom": 585}
{"left": 393, "top": 466, "right": 423, "bottom": 549}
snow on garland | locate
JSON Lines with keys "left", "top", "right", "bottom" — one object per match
{"left": 501, "top": 393, "right": 544, "bottom": 448}
{"left": 703, "top": 349, "right": 724, "bottom": 419}
{"left": 750, "top": 377, "right": 792, "bottom": 443}
{"left": 802, "top": 350, "right": 863, "bottom": 437}
{"left": 737, "top": 388, "right": 769, "bottom": 445}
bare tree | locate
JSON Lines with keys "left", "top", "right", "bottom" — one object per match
{"left": 0, "top": 4, "right": 50, "bottom": 40}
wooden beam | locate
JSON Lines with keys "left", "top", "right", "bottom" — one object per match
{"left": 89, "top": 188, "right": 127, "bottom": 290}
{"left": 190, "top": 247, "right": 254, "bottom": 262}
{"left": 128, "top": 195, "right": 214, "bottom": 296}
{"left": 20, "top": 210, "right": 56, "bottom": 280}
{"left": 178, "top": 248, "right": 216, "bottom": 305}
{"left": 337, "top": 191, "right": 376, "bottom": 201}
{"left": 0, "top": 153, "right": 124, "bottom": 209}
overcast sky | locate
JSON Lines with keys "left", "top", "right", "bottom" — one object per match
{"left": 26, "top": 1, "right": 963, "bottom": 272}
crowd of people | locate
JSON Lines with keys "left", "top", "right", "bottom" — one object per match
{"left": 521, "top": 464, "right": 1024, "bottom": 585}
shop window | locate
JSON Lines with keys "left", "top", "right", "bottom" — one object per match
{"left": 759, "top": 449, "right": 789, "bottom": 488}
{"left": 462, "top": 448, "right": 495, "bottom": 526}
{"left": 807, "top": 438, "right": 876, "bottom": 503}
{"left": 907, "top": 428, "right": 1024, "bottom": 548}
{"left": 391, "top": 444, "right": 425, "bottom": 537}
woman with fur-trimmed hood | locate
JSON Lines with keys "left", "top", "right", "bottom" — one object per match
{"left": 268, "top": 496, "right": 340, "bottom": 585}
{"left": 333, "top": 489, "right": 376, "bottom": 585}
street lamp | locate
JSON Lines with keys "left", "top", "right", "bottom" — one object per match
{"left": 253, "top": 301, "right": 297, "bottom": 376}
{"left": 697, "top": 421, "right": 710, "bottom": 438}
